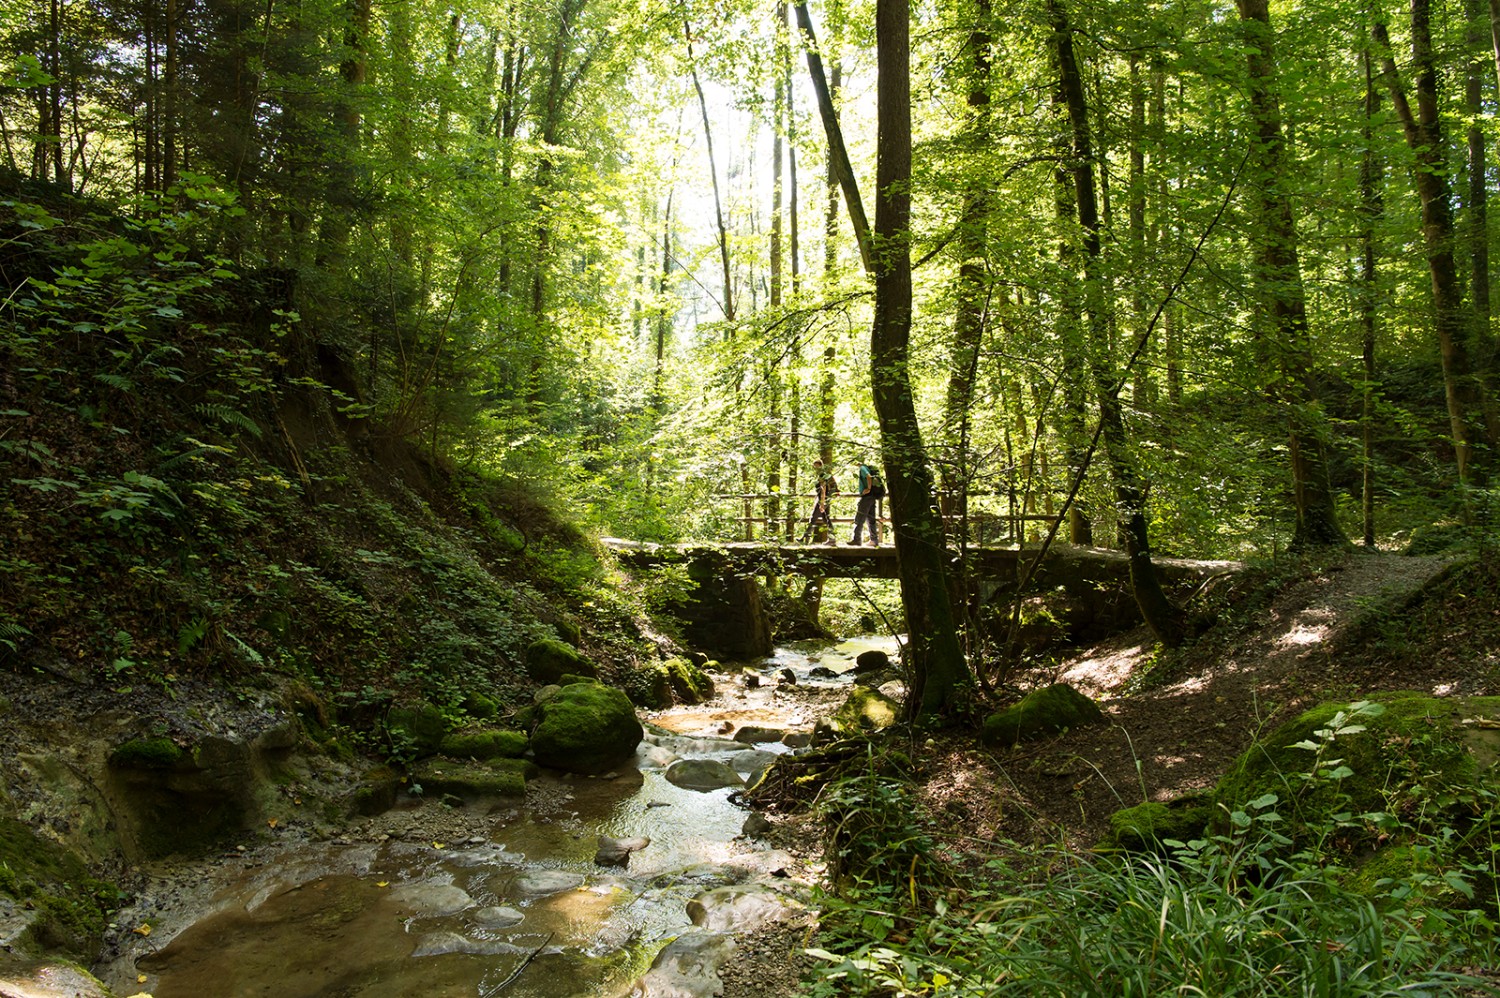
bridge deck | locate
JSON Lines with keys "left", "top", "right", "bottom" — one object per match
{"left": 601, "top": 537, "right": 1237, "bottom": 584}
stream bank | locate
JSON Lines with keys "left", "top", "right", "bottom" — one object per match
{"left": 1, "top": 637, "right": 898, "bottom": 998}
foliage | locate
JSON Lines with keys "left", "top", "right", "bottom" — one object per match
{"left": 804, "top": 702, "right": 1500, "bottom": 998}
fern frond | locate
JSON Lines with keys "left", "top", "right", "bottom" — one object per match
{"left": 194, "top": 403, "right": 263, "bottom": 439}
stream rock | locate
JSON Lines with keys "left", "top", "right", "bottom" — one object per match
{"left": 731, "top": 725, "right": 785, "bottom": 745}
{"left": 530, "top": 684, "right": 644, "bottom": 775}
{"left": 687, "top": 885, "right": 800, "bottom": 933}
{"left": 664, "top": 759, "right": 744, "bottom": 792}
{"left": 469, "top": 905, "right": 525, "bottom": 928}
{"left": 634, "top": 931, "right": 736, "bottom": 998}
{"left": 594, "top": 835, "right": 651, "bottom": 866}
{"left": 411, "top": 931, "right": 531, "bottom": 958}
{"left": 387, "top": 883, "right": 474, "bottom": 916}
{"left": 0, "top": 960, "right": 113, "bottom": 998}
{"left": 514, "top": 870, "right": 585, "bottom": 896}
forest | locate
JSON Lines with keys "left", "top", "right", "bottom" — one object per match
{"left": 2, "top": 0, "right": 1500, "bottom": 994}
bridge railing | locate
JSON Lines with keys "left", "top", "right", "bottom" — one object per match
{"left": 714, "top": 492, "right": 1060, "bottom": 545}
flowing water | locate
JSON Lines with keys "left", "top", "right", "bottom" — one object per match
{"left": 113, "top": 637, "right": 897, "bottom": 998}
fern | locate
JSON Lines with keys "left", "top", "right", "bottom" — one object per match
{"left": 194, "top": 402, "right": 263, "bottom": 439}
{"left": 94, "top": 372, "right": 134, "bottom": 392}
{"left": 0, "top": 620, "right": 31, "bottom": 653}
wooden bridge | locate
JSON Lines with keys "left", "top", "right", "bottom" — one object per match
{"left": 602, "top": 535, "right": 1237, "bottom": 660}
{"left": 602, "top": 536, "right": 1236, "bottom": 587}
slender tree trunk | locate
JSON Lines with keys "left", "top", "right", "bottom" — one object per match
{"left": 794, "top": 1, "right": 873, "bottom": 273}
{"left": 163, "top": 0, "right": 178, "bottom": 188}
{"left": 685, "top": 19, "right": 736, "bottom": 322}
{"left": 1236, "top": 0, "right": 1348, "bottom": 549}
{"left": 1375, "top": 12, "right": 1480, "bottom": 487}
{"left": 942, "top": 0, "right": 993, "bottom": 534}
{"left": 1361, "top": 47, "right": 1383, "bottom": 547}
{"left": 872, "top": 0, "right": 969, "bottom": 714}
{"left": 1052, "top": 0, "right": 1186, "bottom": 645}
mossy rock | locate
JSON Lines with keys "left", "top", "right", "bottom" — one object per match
{"left": 0, "top": 817, "right": 118, "bottom": 959}
{"left": 982, "top": 683, "right": 1103, "bottom": 746}
{"left": 623, "top": 664, "right": 673, "bottom": 709}
{"left": 1212, "top": 694, "right": 1500, "bottom": 839}
{"left": 525, "top": 638, "right": 597, "bottom": 684}
{"left": 413, "top": 759, "right": 533, "bottom": 798}
{"left": 663, "top": 657, "right": 715, "bottom": 704}
{"left": 108, "top": 737, "right": 184, "bottom": 770}
{"left": 555, "top": 619, "right": 583, "bottom": 645}
{"left": 462, "top": 692, "right": 498, "bottom": 721}
{"left": 438, "top": 728, "right": 528, "bottom": 760}
{"left": 559, "top": 673, "right": 600, "bottom": 687}
{"left": 530, "top": 684, "right": 643, "bottom": 775}
{"left": 386, "top": 703, "right": 449, "bottom": 756}
{"left": 816, "top": 688, "right": 901, "bottom": 743}
{"left": 1105, "top": 797, "right": 1212, "bottom": 852}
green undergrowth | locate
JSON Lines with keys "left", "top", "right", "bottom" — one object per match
{"left": 802, "top": 714, "right": 1500, "bottom": 998}
{"left": 0, "top": 182, "right": 652, "bottom": 764}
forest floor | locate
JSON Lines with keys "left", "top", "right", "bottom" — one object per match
{"left": 731, "top": 546, "right": 1500, "bottom": 998}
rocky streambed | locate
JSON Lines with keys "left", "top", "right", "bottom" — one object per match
{"left": 1, "top": 637, "right": 898, "bottom": 998}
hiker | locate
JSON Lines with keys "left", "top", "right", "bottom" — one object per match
{"left": 800, "top": 459, "right": 839, "bottom": 543}
{"left": 850, "top": 461, "right": 885, "bottom": 546}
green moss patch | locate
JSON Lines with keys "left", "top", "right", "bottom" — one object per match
{"left": 413, "top": 759, "right": 530, "bottom": 798}
{"left": 982, "top": 683, "right": 1103, "bottom": 746}
{"left": 1105, "top": 797, "right": 1212, "bottom": 852}
{"left": 438, "top": 728, "right": 528, "bottom": 760}
{"left": 530, "top": 684, "right": 643, "bottom": 774}
{"left": 108, "top": 737, "right": 184, "bottom": 769}
{"left": 0, "top": 817, "right": 120, "bottom": 959}
{"left": 663, "top": 657, "right": 715, "bottom": 704}
{"left": 386, "top": 703, "right": 449, "bottom": 756}
{"left": 525, "top": 638, "right": 597, "bottom": 684}
{"left": 1212, "top": 694, "right": 1500, "bottom": 837}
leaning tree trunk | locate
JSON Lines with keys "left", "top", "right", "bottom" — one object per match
{"left": 1375, "top": 10, "right": 1481, "bottom": 488}
{"left": 1051, "top": 0, "right": 1186, "bottom": 645}
{"left": 873, "top": 0, "right": 969, "bottom": 714}
{"left": 1235, "top": 0, "right": 1348, "bottom": 549}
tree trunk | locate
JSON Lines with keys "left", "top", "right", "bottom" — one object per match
{"left": 941, "top": 0, "right": 993, "bottom": 534}
{"left": 872, "top": 0, "right": 969, "bottom": 715}
{"left": 1051, "top": 0, "right": 1185, "bottom": 645}
{"left": 794, "top": 1, "right": 873, "bottom": 273}
{"left": 1375, "top": 12, "right": 1480, "bottom": 487}
{"left": 685, "top": 18, "right": 735, "bottom": 322}
{"left": 1361, "top": 46, "right": 1383, "bottom": 548}
{"left": 1235, "top": 0, "right": 1348, "bottom": 549}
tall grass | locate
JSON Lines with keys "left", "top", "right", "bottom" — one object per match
{"left": 804, "top": 720, "right": 1500, "bottom": 998}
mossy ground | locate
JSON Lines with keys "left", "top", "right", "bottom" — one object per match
{"left": 0, "top": 818, "right": 121, "bottom": 959}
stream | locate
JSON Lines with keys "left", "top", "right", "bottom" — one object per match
{"left": 102, "top": 637, "right": 898, "bottom": 998}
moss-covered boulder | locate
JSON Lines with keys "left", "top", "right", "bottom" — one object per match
{"left": 1212, "top": 694, "right": 1500, "bottom": 840}
{"left": 1105, "top": 797, "right": 1212, "bottom": 852}
{"left": 386, "top": 703, "right": 448, "bottom": 756}
{"left": 413, "top": 758, "right": 536, "bottom": 798}
{"left": 982, "top": 683, "right": 1103, "bottom": 746}
{"left": 663, "top": 657, "right": 715, "bottom": 704}
{"left": 438, "top": 728, "right": 528, "bottom": 760}
{"left": 525, "top": 638, "right": 598, "bottom": 684}
{"left": 623, "top": 664, "right": 674, "bottom": 709}
{"left": 815, "top": 688, "right": 901, "bottom": 743}
{"left": 530, "top": 684, "right": 643, "bottom": 775}
{"left": 349, "top": 767, "right": 402, "bottom": 817}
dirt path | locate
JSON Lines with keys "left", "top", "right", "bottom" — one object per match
{"left": 952, "top": 550, "right": 1475, "bottom": 844}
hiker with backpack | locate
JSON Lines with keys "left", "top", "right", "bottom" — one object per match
{"left": 850, "top": 461, "right": 885, "bottom": 546}
{"left": 800, "top": 459, "right": 839, "bottom": 543}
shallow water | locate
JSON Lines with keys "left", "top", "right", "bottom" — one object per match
{"left": 124, "top": 636, "right": 899, "bottom": 998}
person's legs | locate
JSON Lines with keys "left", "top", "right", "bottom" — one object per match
{"left": 852, "top": 494, "right": 875, "bottom": 543}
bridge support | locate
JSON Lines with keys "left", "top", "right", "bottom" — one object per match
{"left": 666, "top": 554, "right": 773, "bottom": 660}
